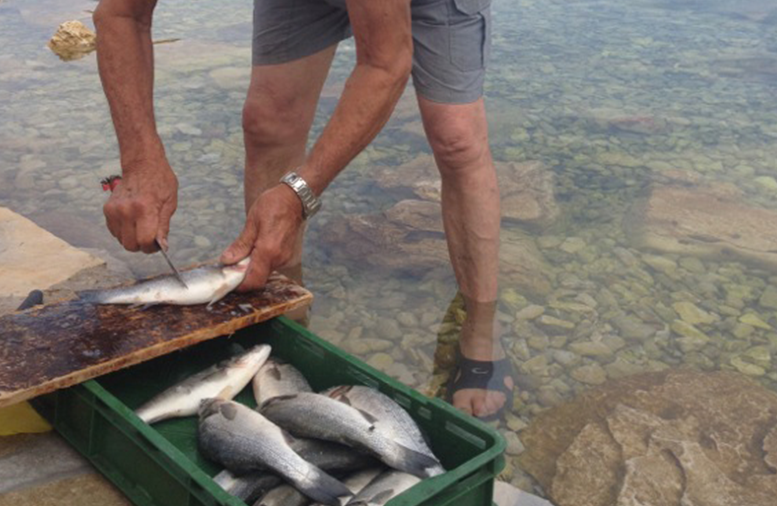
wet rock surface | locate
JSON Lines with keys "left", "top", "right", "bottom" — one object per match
{"left": 626, "top": 182, "right": 777, "bottom": 271}
{"left": 519, "top": 369, "right": 777, "bottom": 506}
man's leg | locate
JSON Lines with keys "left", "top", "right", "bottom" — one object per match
{"left": 417, "top": 96, "right": 512, "bottom": 419}
{"left": 242, "top": 46, "right": 338, "bottom": 271}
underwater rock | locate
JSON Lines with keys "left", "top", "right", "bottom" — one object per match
{"left": 625, "top": 183, "right": 777, "bottom": 272}
{"left": 519, "top": 369, "right": 777, "bottom": 506}
{"left": 322, "top": 199, "right": 551, "bottom": 297}
{"left": 47, "top": 20, "right": 96, "bottom": 61}
{"left": 375, "top": 156, "right": 559, "bottom": 230}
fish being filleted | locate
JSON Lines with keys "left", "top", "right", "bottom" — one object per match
{"left": 78, "top": 258, "right": 250, "bottom": 308}
{"left": 344, "top": 470, "right": 420, "bottom": 506}
{"left": 323, "top": 386, "right": 444, "bottom": 476}
{"left": 260, "top": 392, "right": 440, "bottom": 478}
{"left": 253, "top": 358, "right": 312, "bottom": 409}
{"left": 135, "top": 344, "right": 270, "bottom": 424}
{"left": 198, "top": 399, "right": 351, "bottom": 506}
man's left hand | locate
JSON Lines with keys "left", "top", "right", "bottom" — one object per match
{"left": 220, "top": 184, "right": 304, "bottom": 291}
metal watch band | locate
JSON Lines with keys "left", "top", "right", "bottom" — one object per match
{"left": 280, "top": 172, "right": 321, "bottom": 219}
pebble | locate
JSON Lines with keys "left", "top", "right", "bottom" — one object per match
{"left": 730, "top": 356, "right": 766, "bottom": 377}
{"left": 527, "top": 334, "right": 550, "bottom": 351}
{"left": 560, "top": 237, "right": 586, "bottom": 254}
{"left": 367, "top": 353, "right": 394, "bottom": 370}
{"left": 570, "top": 364, "right": 607, "bottom": 385}
{"left": 672, "top": 301, "right": 716, "bottom": 325}
{"left": 611, "top": 314, "right": 656, "bottom": 341}
{"left": 396, "top": 311, "right": 418, "bottom": 327}
{"left": 503, "top": 431, "right": 525, "bottom": 456}
{"left": 569, "top": 341, "right": 612, "bottom": 357}
{"left": 515, "top": 304, "right": 545, "bottom": 320}
{"left": 739, "top": 313, "right": 772, "bottom": 330}
{"left": 536, "top": 315, "right": 574, "bottom": 333}
{"left": 759, "top": 285, "right": 777, "bottom": 310}
{"left": 194, "top": 235, "right": 212, "bottom": 248}
{"left": 375, "top": 317, "right": 402, "bottom": 340}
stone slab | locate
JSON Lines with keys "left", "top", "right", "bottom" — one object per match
{"left": 0, "top": 207, "right": 103, "bottom": 299}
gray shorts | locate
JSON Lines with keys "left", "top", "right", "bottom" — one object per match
{"left": 252, "top": 0, "right": 491, "bottom": 104}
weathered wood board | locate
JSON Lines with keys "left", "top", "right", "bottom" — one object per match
{"left": 0, "top": 272, "right": 311, "bottom": 408}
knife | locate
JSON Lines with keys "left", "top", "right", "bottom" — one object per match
{"left": 156, "top": 239, "right": 189, "bottom": 289}
{"left": 102, "top": 175, "right": 189, "bottom": 289}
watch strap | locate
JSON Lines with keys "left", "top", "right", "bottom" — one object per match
{"left": 280, "top": 172, "right": 321, "bottom": 219}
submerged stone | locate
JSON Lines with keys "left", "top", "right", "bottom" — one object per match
{"left": 625, "top": 183, "right": 777, "bottom": 272}
{"left": 519, "top": 370, "right": 777, "bottom": 506}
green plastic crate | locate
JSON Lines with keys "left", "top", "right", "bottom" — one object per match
{"left": 32, "top": 316, "right": 505, "bottom": 506}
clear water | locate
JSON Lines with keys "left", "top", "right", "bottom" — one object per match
{"left": 3, "top": 0, "right": 777, "bottom": 498}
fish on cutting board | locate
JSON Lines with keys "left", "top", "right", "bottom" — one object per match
{"left": 78, "top": 258, "right": 250, "bottom": 308}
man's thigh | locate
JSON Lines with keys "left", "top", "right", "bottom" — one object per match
{"left": 252, "top": 0, "right": 351, "bottom": 66}
{"left": 411, "top": 0, "right": 492, "bottom": 105}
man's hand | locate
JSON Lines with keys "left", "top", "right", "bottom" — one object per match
{"left": 103, "top": 159, "right": 178, "bottom": 253}
{"left": 221, "top": 184, "right": 304, "bottom": 291}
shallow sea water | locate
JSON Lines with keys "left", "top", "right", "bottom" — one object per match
{"left": 3, "top": 0, "right": 777, "bottom": 500}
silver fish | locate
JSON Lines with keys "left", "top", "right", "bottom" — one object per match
{"left": 261, "top": 393, "right": 439, "bottom": 478}
{"left": 214, "top": 470, "right": 281, "bottom": 503}
{"left": 324, "top": 386, "right": 444, "bottom": 476}
{"left": 78, "top": 258, "right": 250, "bottom": 308}
{"left": 253, "top": 358, "right": 312, "bottom": 409}
{"left": 317, "top": 468, "right": 385, "bottom": 506}
{"left": 135, "top": 344, "right": 270, "bottom": 424}
{"left": 214, "top": 439, "right": 375, "bottom": 504}
{"left": 344, "top": 470, "right": 420, "bottom": 506}
{"left": 198, "top": 399, "right": 351, "bottom": 506}
{"left": 253, "top": 483, "right": 311, "bottom": 506}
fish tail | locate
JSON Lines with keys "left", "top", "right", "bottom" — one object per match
{"left": 294, "top": 468, "right": 352, "bottom": 506}
{"left": 389, "top": 443, "right": 444, "bottom": 478}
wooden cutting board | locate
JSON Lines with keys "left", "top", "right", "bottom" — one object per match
{"left": 0, "top": 272, "right": 312, "bottom": 408}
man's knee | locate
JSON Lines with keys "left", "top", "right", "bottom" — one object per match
{"left": 242, "top": 96, "right": 310, "bottom": 147}
{"left": 427, "top": 123, "right": 489, "bottom": 174}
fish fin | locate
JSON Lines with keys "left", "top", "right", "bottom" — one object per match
{"left": 369, "top": 489, "right": 395, "bottom": 504}
{"left": 268, "top": 364, "right": 282, "bottom": 380}
{"left": 281, "top": 429, "right": 297, "bottom": 446}
{"left": 391, "top": 443, "right": 443, "bottom": 478}
{"left": 293, "top": 469, "right": 351, "bottom": 506}
{"left": 206, "top": 284, "right": 234, "bottom": 310}
{"left": 356, "top": 408, "right": 379, "bottom": 425}
{"left": 335, "top": 394, "right": 351, "bottom": 406}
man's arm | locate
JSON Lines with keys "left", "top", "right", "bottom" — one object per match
{"left": 222, "top": 0, "right": 413, "bottom": 289}
{"left": 94, "top": 0, "right": 178, "bottom": 253}
{"left": 297, "top": 0, "right": 414, "bottom": 195}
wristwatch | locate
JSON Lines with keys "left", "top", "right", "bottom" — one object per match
{"left": 280, "top": 172, "right": 321, "bottom": 219}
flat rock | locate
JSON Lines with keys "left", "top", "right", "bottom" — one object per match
{"left": 0, "top": 207, "right": 104, "bottom": 299}
{"left": 625, "top": 184, "right": 777, "bottom": 271}
{"left": 519, "top": 369, "right": 777, "bottom": 506}
{"left": 375, "top": 156, "right": 559, "bottom": 230}
{"left": 321, "top": 199, "right": 551, "bottom": 297}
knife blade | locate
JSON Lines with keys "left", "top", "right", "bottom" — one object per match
{"left": 155, "top": 239, "right": 189, "bottom": 289}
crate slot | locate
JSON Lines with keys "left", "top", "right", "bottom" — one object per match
{"left": 444, "top": 421, "right": 487, "bottom": 450}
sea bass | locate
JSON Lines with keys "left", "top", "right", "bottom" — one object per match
{"left": 79, "top": 258, "right": 250, "bottom": 308}
{"left": 135, "top": 344, "right": 270, "bottom": 424}
{"left": 261, "top": 392, "right": 439, "bottom": 478}
{"left": 324, "top": 386, "right": 444, "bottom": 476}
{"left": 214, "top": 440, "right": 374, "bottom": 504}
{"left": 198, "top": 399, "right": 351, "bottom": 506}
{"left": 253, "top": 358, "right": 312, "bottom": 409}
{"left": 344, "top": 470, "right": 420, "bottom": 506}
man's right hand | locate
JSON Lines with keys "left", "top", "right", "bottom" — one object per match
{"left": 103, "top": 159, "right": 178, "bottom": 253}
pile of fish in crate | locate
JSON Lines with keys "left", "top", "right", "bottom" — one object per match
{"left": 135, "top": 344, "right": 444, "bottom": 506}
